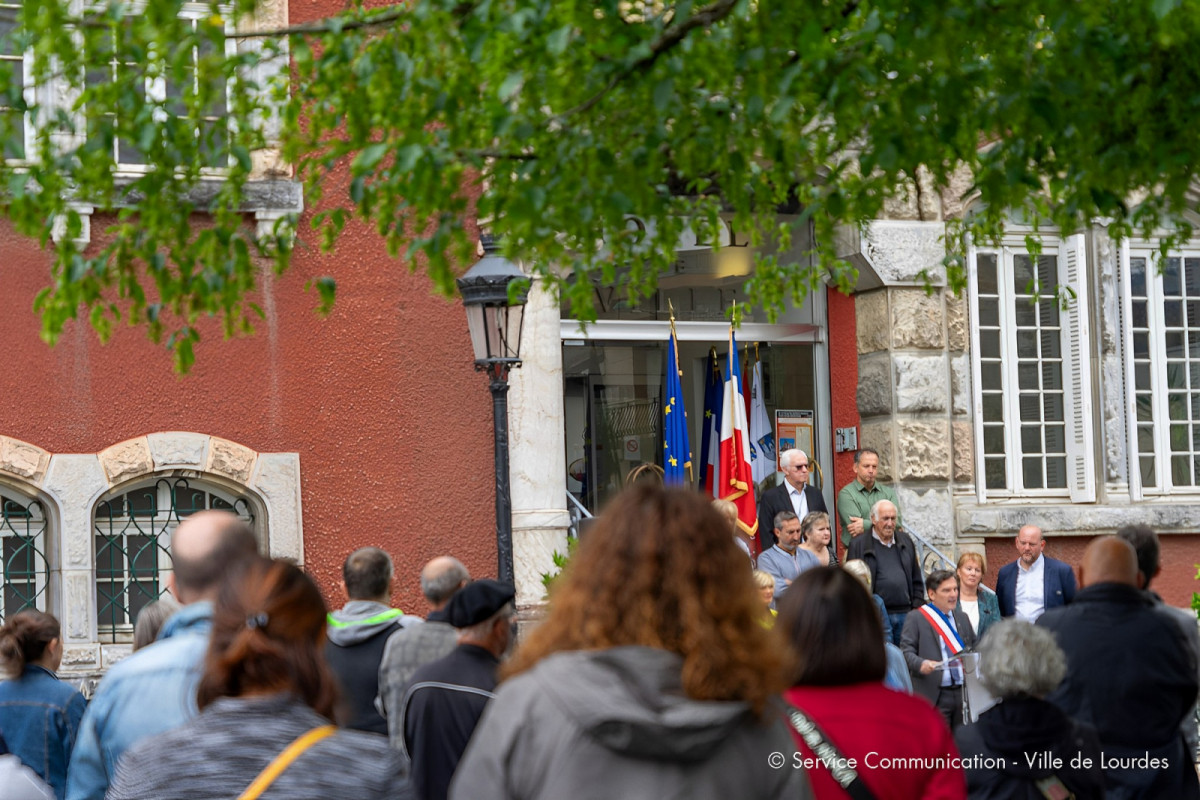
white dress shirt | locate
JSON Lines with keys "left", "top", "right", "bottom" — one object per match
{"left": 787, "top": 483, "right": 809, "bottom": 521}
{"left": 1015, "top": 554, "right": 1046, "bottom": 622}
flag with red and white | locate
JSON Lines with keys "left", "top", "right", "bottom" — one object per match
{"left": 719, "top": 329, "right": 758, "bottom": 550}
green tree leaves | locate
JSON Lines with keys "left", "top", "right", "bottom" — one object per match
{"left": 5, "top": 0, "right": 1200, "bottom": 370}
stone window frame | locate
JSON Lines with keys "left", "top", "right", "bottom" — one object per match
{"left": 967, "top": 232, "right": 1096, "bottom": 503}
{"left": 1121, "top": 241, "right": 1200, "bottom": 497}
{"left": 0, "top": 431, "right": 301, "bottom": 674}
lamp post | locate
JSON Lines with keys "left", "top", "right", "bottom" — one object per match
{"left": 457, "top": 235, "right": 528, "bottom": 584}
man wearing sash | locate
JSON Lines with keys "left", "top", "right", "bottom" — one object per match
{"left": 900, "top": 569, "right": 977, "bottom": 731}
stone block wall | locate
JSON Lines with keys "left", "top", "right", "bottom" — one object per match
{"left": 850, "top": 220, "right": 972, "bottom": 554}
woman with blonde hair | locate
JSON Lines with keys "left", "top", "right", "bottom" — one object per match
{"left": 956, "top": 551, "right": 1000, "bottom": 641}
{"left": 452, "top": 484, "right": 810, "bottom": 799}
{"left": 752, "top": 570, "right": 778, "bottom": 626}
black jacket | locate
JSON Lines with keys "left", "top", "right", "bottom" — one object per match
{"left": 954, "top": 696, "right": 1104, "bottom": 800}
{"left": 845, "top": 529, "right": 925, "bottom": 612}
{"left": 757, "top": 483, "right": 827, "bottom": 551}
{"left": 1038, "top": 583, "right": 1200, "bottom": 800}
{"left": 324, "top": 619, "right": 403, "bottom": 735}
{"left": 402, "top": 644, "right": 499, "bottom": 800}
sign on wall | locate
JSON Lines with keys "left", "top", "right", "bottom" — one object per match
{"left": 775, "top": 409, "right": 814, "bottom": 469}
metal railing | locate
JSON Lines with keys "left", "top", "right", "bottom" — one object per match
{"left": 566, "top": 491, "right": 592, "bottom": 540}
{"left": 902, "top": 524, "right": 957, "bottom": 574}
{"left": 94, "top": 478, "right": 253, "bottom": 642}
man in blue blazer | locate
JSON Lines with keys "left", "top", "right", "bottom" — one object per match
{"left": 996, "top": 525, "right": 1076, "bottom": 622}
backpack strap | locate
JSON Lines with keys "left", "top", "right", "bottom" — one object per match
{"left": 237, "top": 725, "right": 337, "bottom": 800}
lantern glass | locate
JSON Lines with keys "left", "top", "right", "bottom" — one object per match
{"left": 457, "top": 237, "right": 527, "bottom": 364}
{"left": 464, "top": 303, "right": 490, "bottom": 362}
{"left": 465, "top": 302, "right": 523, "bottom": 362}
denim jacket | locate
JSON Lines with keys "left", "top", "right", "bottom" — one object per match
{"left": 65, "top": 602, "right": 212, "bottom": 800}
{"left": 0, "top": 664, "right": 87, "bottom": 800}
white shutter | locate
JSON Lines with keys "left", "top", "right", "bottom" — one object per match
{"left": 966, "top": 243, "right": 988, "bottom": 504}
{"left": 1060, "top": 233, "right": 1097, "bottom": 502}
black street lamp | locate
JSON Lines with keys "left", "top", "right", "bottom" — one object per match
{"left": 457, "top": 235, "right": 528, "bottom": 584}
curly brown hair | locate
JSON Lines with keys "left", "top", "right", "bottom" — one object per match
{"left": 504, "top": 483, "right": 785, "bottom": 712}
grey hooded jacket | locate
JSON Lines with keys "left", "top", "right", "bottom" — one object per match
{"left": 449, "top": 646, "right": 812, "bottom": 800}
{"left": 324, "top": 601, "right": 416, "bottom": 734}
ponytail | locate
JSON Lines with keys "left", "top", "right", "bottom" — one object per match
{"left": 0, "top": 610, "right": 60, "bottom": 676}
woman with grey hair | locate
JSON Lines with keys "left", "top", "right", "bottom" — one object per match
{"left": 954, "top": 621, "right": 1103, "bottom": 799}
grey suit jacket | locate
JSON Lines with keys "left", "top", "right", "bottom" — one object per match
{"left": 899, "top": 605, "right": 977, "bottom": 704}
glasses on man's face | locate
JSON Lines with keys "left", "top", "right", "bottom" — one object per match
{"left": 794, "top": 464, "right": 809, "bottom": 471}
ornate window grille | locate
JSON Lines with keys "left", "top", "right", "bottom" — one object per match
{"left": 94, "top": 477, "right": 253, "bottom": 643}
{"left": 0, "top": 491, "right": 48, "bottom": 624}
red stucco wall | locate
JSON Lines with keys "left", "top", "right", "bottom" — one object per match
{"left": 826, "top": 287, "right": 859, "bottom": 556}
{"left": 0, "top": 205, "right": 497, "bottom": 613}
{"left": 983, "top": 534, "right": 1200, "bottom": 610}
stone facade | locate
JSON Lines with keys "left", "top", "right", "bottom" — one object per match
{"left": 851, "top": 219, "right": 968, "bottom": 555}
{"left": 0, "top": 436, "right": 50, "bottom": 483}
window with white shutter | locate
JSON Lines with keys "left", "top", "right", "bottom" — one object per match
{"left": 1122, "top": 244, "right": 1200, "bottom": 495}
{"left": 968, "top": 234, "right": 1096, "bottom": 500}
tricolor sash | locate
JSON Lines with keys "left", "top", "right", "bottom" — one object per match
{"left": 918, "top": 604, "right": 965, "bottom": 656}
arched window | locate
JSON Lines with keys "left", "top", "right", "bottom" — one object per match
{"left": 94, "top": 476, "right": 254, "bottom": 643}
{"left": 0, "top": 489, "right": 48, "bottom": 624}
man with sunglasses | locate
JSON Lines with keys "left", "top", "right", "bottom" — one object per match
{"left": 758, "top": 449, "right": 827, "bottom": 552}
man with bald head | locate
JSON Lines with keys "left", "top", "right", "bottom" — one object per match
{"left": 995, "top": 524, "right": 1076, "bottom": 621}
{"left": 68, "top": 511, "right": 258, "bottom": 800}
{"left": 378, "top": 556, "right": 471, "bottom": 747}
{"left": 1039, "top": 537, "right": 1199, "bottom": 799}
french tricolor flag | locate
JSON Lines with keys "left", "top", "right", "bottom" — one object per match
{"left": 719, "top": 328, "right": 758, "bottom": 551}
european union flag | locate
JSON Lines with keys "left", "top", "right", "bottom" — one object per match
{"left": 663, "top": 328, "right": 692, "bottom": 485}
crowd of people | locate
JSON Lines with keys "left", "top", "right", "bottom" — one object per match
{"left": 0, "top": 460, "right": 1196, "bottom": 799}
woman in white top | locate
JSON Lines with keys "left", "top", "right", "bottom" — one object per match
{"left": 799, "top": 511, "right": 838, "bottom": 567}
{"left": 956, "top": 551, "right": 1001, "bottom": 641}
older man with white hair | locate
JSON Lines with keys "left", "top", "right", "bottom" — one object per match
{"left": 757, "top": 448, "right": 827, "bottom": 552}
{"left": 846, "top": 499, "right": 924, "bottom": 645}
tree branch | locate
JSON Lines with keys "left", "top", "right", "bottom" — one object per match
{"left": 228, "top": 1, "right": 479, "bottom": 40}
{"left": 228, "top": 8, "right": 407, "bottom": 39}
{"left": 555, "top": 0, "right": 740, "bottom": 121}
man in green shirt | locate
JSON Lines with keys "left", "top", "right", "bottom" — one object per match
{"left": 836, "top": 448, "right": 902, "bottom": 547}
